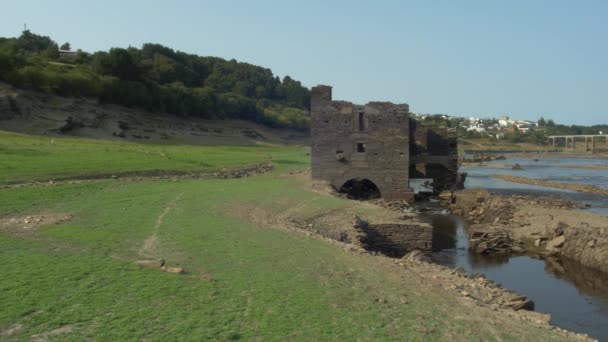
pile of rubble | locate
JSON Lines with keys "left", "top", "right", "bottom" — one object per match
{"left": 441, "top": 189, "right": 516, "bottom": 225}
{"left": 533, "top": 222, "right": 567, "bottom": 254}
{"left": 442, "top": 189, "right": 578, "bottom": 225}
{"left": 469, "top": 230, "right": 524, "bottom": 255}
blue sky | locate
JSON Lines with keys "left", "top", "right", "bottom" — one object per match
{"left": 2, "top": 0, "right": 607, "bottom": 125}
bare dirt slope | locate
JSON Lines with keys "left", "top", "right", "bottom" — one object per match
{"left": 0, "top": 83, "right": 309, "bottom": 146}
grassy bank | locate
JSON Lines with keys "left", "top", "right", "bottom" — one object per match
{"left": 0, "top": 130, "right": 295, "bottom": 184}
{"left": 0, "top": 133, "right": 571, "bottom": 340}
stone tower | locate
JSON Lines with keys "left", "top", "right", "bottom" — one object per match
{"left": 310, "top": 85, "right": 414, "bottom": 201}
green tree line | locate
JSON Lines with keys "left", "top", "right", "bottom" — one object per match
{"left": 0, "top": 31, "right": 311, "bottom": 130}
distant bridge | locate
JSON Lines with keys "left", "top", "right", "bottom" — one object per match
{"left": 548, "top": 134, "right": 608, "bottom": 152}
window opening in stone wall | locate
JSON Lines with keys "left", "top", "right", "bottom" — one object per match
{"left": 357, "top": 143, "right": 366, "bottom": 153}
{"left": 358, "top": 112, "right": 365, "bottom": 131}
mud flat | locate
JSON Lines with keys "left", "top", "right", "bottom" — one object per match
{"left": 444, "top": 189, "right": 608, "bottom": 274}
{"left": 493, "top": 174, "right": 608, "bottom": 195}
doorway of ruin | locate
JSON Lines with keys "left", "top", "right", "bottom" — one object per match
{"left": 339, "top": 179, "right": 381, "bottom": 200}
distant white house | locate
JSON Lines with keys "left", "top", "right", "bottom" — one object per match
{"left": 467, "top": 125, "right": 486, "bottom": 133}
{"left": 498, "top": 119, "right": 510, "bottom": 127}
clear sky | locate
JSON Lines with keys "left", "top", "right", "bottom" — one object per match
{"left": 2, "top": 0, "right": 607, "bottom": 125}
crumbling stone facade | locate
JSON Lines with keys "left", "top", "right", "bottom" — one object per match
{"left": 311, "top": 85, "right": 459, "bottom": 200}
{"left": 311, "top": 85, "right": 413, "bottom": 200}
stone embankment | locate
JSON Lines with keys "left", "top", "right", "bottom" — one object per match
{"left": 442, "top": 189, "right": 608, "bottom": 274}
{"left": 0, "top": 163, "right": 274, "bottom": 190}
{"left": 353, "top": 216, "right": 432, "bottom": 257}
{"left": 493, "top": 174, "right": 608, "bottom": 195}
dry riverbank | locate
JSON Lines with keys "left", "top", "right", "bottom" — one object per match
{"left": 492, "top": 175, "right": 608, "bottom": 195}
{"left": 445, "top": 189, "right": 608, "bottom": 274}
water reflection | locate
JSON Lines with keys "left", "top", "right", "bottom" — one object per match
{"left": 429, "top": 214, "right": 456, "bottom": 251}
{"left": 545, "top": 257, "right": 608, "bottom": 300}
{"left": 426, "top": 212, "right": 608, "bottom": 341}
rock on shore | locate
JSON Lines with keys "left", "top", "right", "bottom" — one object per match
{"left": 442, "top": 189, "right": 608, "bottom": 274}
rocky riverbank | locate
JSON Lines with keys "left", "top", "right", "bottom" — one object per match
{"left": 442, "top": 189, "right": 608, "bottom": 274}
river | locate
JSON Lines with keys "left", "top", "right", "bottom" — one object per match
{"left": 428, "top": 154, "right": 608, "bottom": 341}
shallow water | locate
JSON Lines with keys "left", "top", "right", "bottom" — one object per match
{"left": 426, "top": 214, "right": 608, "bottom": 341}
{"left": 429, "top": 155, "right": 608, "bottom": 340}
{"left": 461, "top": 155, "right": 608, "bottom": 215}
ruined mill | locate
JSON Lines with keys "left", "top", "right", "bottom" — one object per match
{"left": 310, "top": 85, "right": 460, "bottom": 201}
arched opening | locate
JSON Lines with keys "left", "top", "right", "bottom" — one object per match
{"left": 339, "top": 179, "right": 381, "bottom": 200}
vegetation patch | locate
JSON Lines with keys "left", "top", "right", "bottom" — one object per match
{"left": 0, "top": 133, "right": 578, "bottom": 340}
{"left": 0, "top": 31, "right": 310, "bottom": 129}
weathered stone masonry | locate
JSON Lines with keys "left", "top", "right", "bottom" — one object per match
{"left": 358, "top": 222, "right": 433, "bottom": 257}
{"left": 311, "top": 85, "right": 413, "bottom": 200}
{"left": 311, "top": 85, "right": 459, "bottom": 200}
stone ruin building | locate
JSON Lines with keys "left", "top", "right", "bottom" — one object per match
{"left": 311, "top": 85, "right": 460, "bottom": 201}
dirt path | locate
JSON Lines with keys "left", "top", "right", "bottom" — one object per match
{"left": 493, "top": 174, "right": 608, "bottom": 195}
{"left": 138, "top": 192, "right": 184, "bottom": 258}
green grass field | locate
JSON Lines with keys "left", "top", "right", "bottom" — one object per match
{"left": 0, "top": 131, "right": 298, "bottom": 184}
{"left": 0, "top": 131, "right": 569, "bottom": 340}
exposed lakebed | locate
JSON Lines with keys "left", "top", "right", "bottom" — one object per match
{"left": 462, "top": 154, "right": 608, "bottom": 215}
{"left": 427, "top": 155, "right": 608, "bottom": 340}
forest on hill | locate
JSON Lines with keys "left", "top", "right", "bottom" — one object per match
{"left": 0, "top": 31, "right": 311, "bottom": 129}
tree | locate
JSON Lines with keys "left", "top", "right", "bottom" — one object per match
{"left": 0, "top": 30, "right": 312, "bottom": 129}
{"left": 92, "top": 48, "right": 140, "bottom": 81}
{"left": 17, "top": 30, "right": 57, "bottom": 53}
{"left": 538, "top": 117, "right": 546, "bottom": 126}
{"left": 547, "top": 119, "right": 556, "bottom": 128}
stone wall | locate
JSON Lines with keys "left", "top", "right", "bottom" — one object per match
{"left": 357, "top": 222, "right": 433, "bottom": 257}
{"left": 311, "top": 85, "right": 413, "bottom": 200}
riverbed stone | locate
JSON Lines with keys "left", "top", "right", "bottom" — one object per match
{"left": 551, "top": 235, "right": 566, "bottom": 248}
